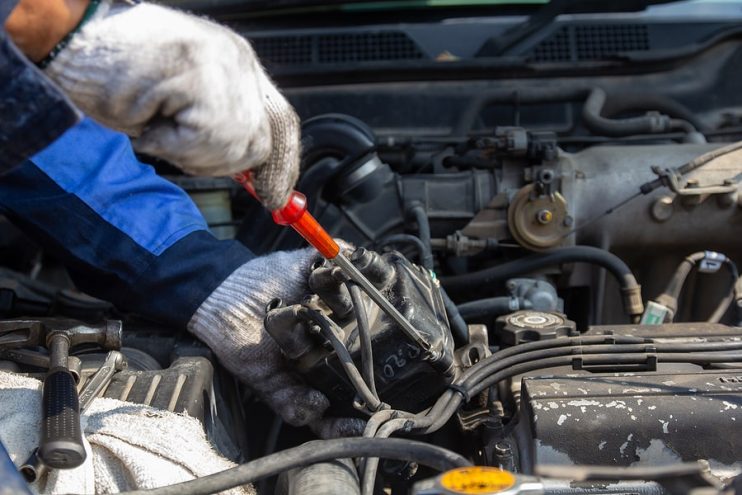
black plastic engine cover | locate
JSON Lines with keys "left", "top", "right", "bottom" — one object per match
{"left": 101, "top": 356, "right": 213, "bottom": 421}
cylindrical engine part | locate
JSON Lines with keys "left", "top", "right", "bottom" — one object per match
{"left": 277, "top": 459, "right": 360, "bottom": 495}
{"left": 264, "top": 304, "right": 315, "bottom": 360}
{"left": 308, "top": 266, "right": 353, "bottom": 319}
{"left": 350, "top": 248, "right": 395, "bottom": 289}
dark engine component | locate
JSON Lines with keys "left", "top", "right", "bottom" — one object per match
{"left": 265, "top": 248, "right": 455, "bottom": 413}
{"left": 99, "top": 356, "right": 214, "bottom": 421}
{"left": 514, "top": 322, "right": 742, "bottom": 482}
{"left": 520, "top": 370, "right": 742, "bottom": 479}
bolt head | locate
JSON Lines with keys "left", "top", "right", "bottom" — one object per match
{"left": 536, "top": 209, "right": 554, "bottom": 224}
{"left": 651, "top": 196, "right": 674, "bottom": 222}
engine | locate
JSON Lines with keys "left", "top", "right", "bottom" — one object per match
{"left": 249, "top": 112, "right": 742, "bottom": 493}
{"left": 2, "top": 107, "right": 742, "bottom": 494}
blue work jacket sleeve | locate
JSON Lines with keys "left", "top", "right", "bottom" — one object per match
{"left": 0, "top": 118, "right": 254, "bottom": 329}
{"left": 0, "top": 0, "right": 81, "bottom": 172}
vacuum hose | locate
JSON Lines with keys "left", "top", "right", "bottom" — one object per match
{"left": 441, "top": 246, "right": 644, "bottom": 321}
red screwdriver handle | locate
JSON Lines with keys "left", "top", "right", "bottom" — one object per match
{"left": 234, "top": 172, "right": 340, "bottom": 259}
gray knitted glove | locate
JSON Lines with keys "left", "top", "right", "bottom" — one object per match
{"left": 188, "top": 249, "right": 324, "bottom": 426}
{"left": 45, "top": 1, "right": 300, "bottom": 210}
{"left": 188, "top": 248, "right": 365, "bottom": 438}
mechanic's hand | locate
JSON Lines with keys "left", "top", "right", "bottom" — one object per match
{"left": 188, "top": 245, "right": 364, "bottom": 437}
{"left": 44, "top": 1, "right": 300, "bottom": 210}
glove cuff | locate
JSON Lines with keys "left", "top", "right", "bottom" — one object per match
{"left": 37, "top": 0, "right": 106, "bottom": 69}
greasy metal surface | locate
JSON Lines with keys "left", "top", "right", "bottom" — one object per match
{"left": 561, "top": 144, "right": 742, "bottom": 250}
{"left": 519, "top": 370, "right": 742, "bottom": 479}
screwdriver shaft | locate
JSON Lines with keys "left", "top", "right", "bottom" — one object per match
{"left": 332, "top": 253, "right": 432, "bottom": 352}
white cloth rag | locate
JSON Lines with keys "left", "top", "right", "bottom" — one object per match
{"left": 0, "top": 371, "right": 254, "bottom": 494}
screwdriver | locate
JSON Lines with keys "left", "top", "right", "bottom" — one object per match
{"left": 234, "top": 172, "right": 432, "bottom": 352}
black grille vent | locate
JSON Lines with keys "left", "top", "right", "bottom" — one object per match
{"left": 251, "top": 31, "right": 424, "bottom": 66}
{"left": 529, "top": 24, "right": 650, "bottom": 62}
{"left": 318, "top": 32, "right": 423, "bottom": 63}
{"left": 251, "top": 36, "right": 313, "bottom": 65}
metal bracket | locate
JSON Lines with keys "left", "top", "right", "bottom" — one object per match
{"left": 650, "top": 166, "right": 738, "bottom": 196}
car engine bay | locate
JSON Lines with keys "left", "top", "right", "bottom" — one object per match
{"left": 3, "top": 1, "right": 742, "bottom": 494}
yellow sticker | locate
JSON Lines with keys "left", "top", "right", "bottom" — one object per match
{"left": 439, "top": 467, "right": 516, "bottom": 494}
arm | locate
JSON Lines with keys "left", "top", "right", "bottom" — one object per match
{"left": 0, "top": 0, "right": 80, "bottom": 172}
{"left": 5, "top": 0, "right": 90, "bottom": 62}
{"left": 0, "top": 118, "right": 342, "bottom": 430}
{"left": 3, "top": 0, "right": 298, "bottom": 209}
{"left": 25, "top": 0, "right": 299, "bottom": 209}
{"left": 0, "top": 117, "right": 250, "bottom": 327}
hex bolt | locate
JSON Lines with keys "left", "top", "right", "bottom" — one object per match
{"left": 536, "top": 209, "right": 553, "bottom": 225}
{"left": 681, "top": 179, "right": 703, "bottom": 207}
{"left": 651, "top": 196, "right": 674, "bottom": 222}
{"left": 562, "top": 215, "right": 574, "bottom": 228}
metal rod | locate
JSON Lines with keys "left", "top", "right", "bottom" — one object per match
{"left": 332, "top": 253, "right": 431, "bottom": 352}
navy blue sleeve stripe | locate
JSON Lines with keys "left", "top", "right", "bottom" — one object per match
{"left": 31, "top": 118, "right": 208, "bottom": 256}
{"left": 0, "top": 161, "right": 253, "bottom": 328}
{"left": 0, "top": 29, "right": 81, "bottom": 171}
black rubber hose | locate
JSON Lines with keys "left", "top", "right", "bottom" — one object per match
{"left": 378, "top": 234, "right": 428, "bottom": 264}
{"left": 442, "top": 246, "right": 629, "bottom": 290}
{"left": 301, "top": 308, "right": 383, "bottom": 412}
{"left": 348, "top": 283, "right": 378, "bottom": 398}
{"left": 582, "top": 88, "right": 694, "bottom": 137}
{"left": 440, "top": 246, "right": 643, "bottom": 319}
{"left": 407, "top": 204, "right": 434, "bottom": 271}
{"left": 457, "top": 297, "right": 525, "bottom": 320}
{"left": 600, "top": 92, "right": 706, "bottom": 132}
{"left": 440, "top": 288, "right": 469, "bottom": 344}
{"left": 120, "top": 438, "right": 471, "bottom": 495}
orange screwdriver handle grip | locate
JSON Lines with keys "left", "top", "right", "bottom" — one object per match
{"left": 234, "top": 172, "right": 340, "bottom": 259}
